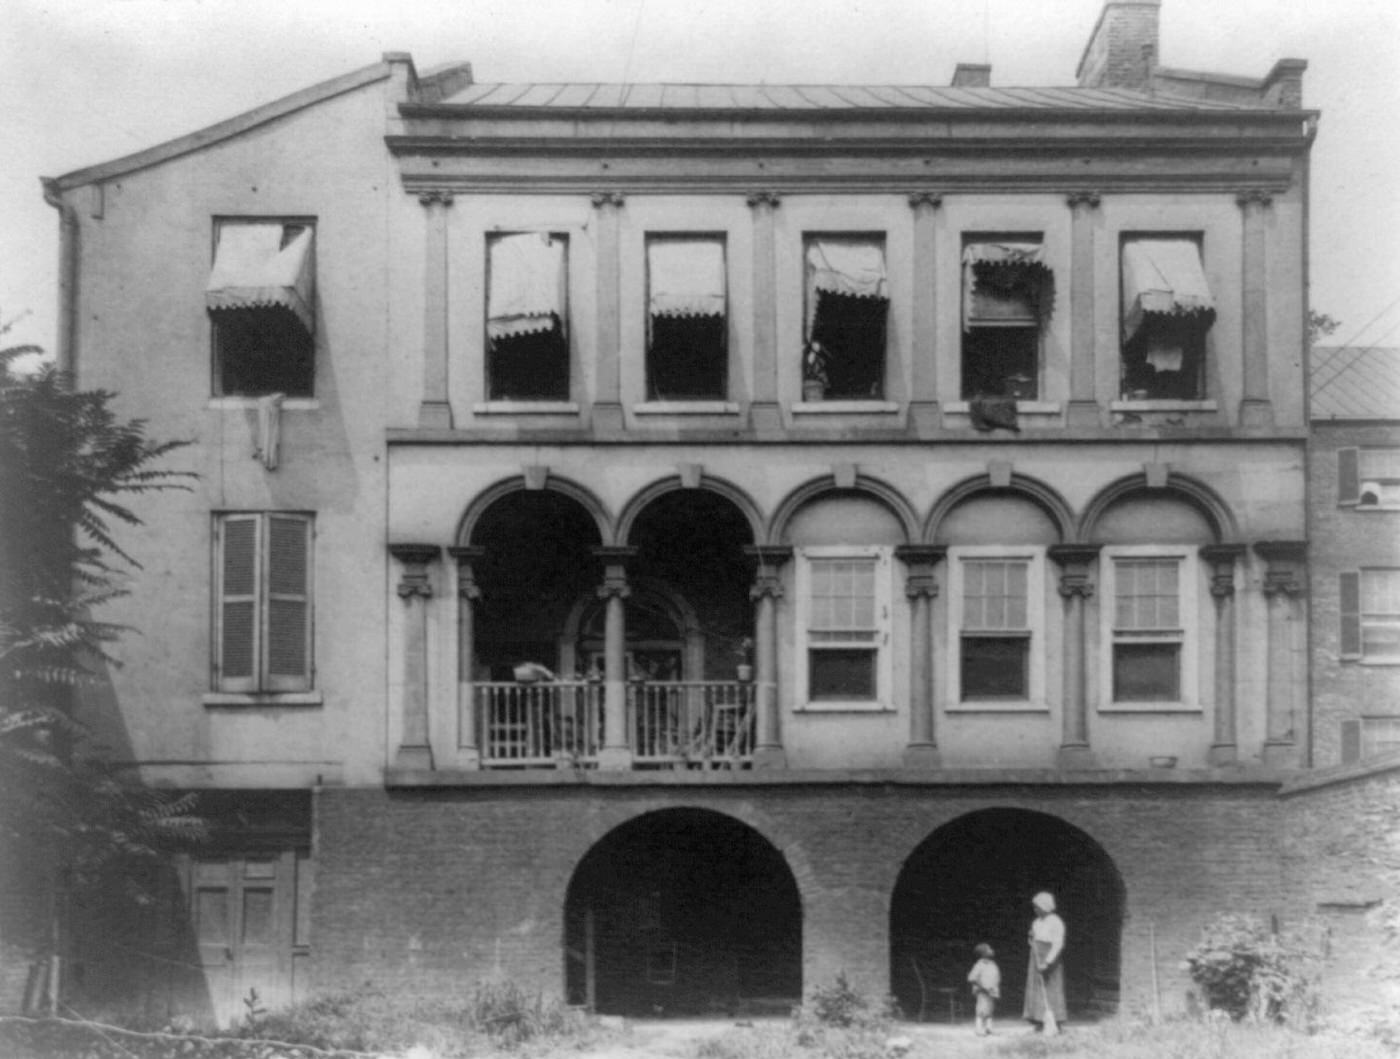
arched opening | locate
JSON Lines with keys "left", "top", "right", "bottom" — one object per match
{"left": 564, "top": 809, "right": 802, "bottom": 1017}
{"left": 889, "top": 809, "right": 1124, "bottom": 1024}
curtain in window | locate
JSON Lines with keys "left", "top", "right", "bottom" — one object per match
{"left": 1121, "top": 239, "right": 1215, "bottom": 343}
{"left": 487, "top": 233, "right": 566, "bottom": 342}
{"left": 648, "top": 238, "right": 726, "bottom": 319}
{"left": 806, "top": 238, "right": 888, "bottom": 328}
{"left": 961, "top": 242, "right": 1047, "bottom": 331}
{"left": 206, "top": 225, "right": 315, "bottom": 332}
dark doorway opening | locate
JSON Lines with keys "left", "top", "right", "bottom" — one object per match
{"left": 564, "top": 808, "right": 801, "bottom": 1017}
{"left": 889, "top": 808, "right": 1123, "bottom": 1023}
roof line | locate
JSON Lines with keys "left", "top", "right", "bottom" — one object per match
{"left": 47, "top": 59, "right": 400, "bottom": 191}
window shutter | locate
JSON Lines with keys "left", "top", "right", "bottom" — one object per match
{"left": 1339, "top": 571, "right": 1362, "bottom": 659}
{"left": 217, "top": 515, "right": 261, "bottom": 691}
{"left": 265, "top": 514, "right": 312, "bottom": 691}
{"left": 1340, "top": 719, "right": 1362, "bottom": 765}
{"left": 1338, "top": 448, "right": 1359, "bottom": 505}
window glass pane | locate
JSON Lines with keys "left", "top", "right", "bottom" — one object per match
{"left": 214, "top": 310, "right": 314, "bottom": 397}
{"left": 809, "top": 648, "right": 876, "bottom": 700}
{"left": 487, "top": 233, "right": 569, "bottom": 400}
{"left": 810, "top": 558, "right": 876, "bottom": 631}
{"left": 1113, "top": 642, "right": 1181, "bottom": 700}
{"left": 1361, "top": 569, "right": 1400, "bottom": 613}
{"left": 963, "top": 559, "right": 1028, "bottom": 631}
{"left": 961, "top": 636, "right": 1028, "bottom": 699}
{"left": 1359, "top": 448, "right": 1400, "bottom": 480}
{"left": 1116, "top": 559, "right": 1181, "bottom": 630}
{"left": 1362, "top": 718, "right": 1400, "bottom": 759}
{"left": 1361, "top": 621, "right": 1400, "bottom": 660}
{"left": 961, "top": 327, "right": 1039, "bottom": 399}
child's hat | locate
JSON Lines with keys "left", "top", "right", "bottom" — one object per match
{"left": 974, "top": 942, "right": 995, "bottom": 958}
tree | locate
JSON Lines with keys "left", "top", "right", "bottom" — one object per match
{"left": 0, "top": 331, "right": 204, "bottom": 1010}
{"left": 1307, "top": 310, "right": 1341, "bottom": 350}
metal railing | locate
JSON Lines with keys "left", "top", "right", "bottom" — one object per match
{"left": 476, "top": 680, "right": 754, "bottom": 769}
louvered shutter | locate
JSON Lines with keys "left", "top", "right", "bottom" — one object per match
{"left": 1340, "top": 719, "right": 1362, "bottom": 765}
{"left": 265, "top": 514, "right": 312, "bottom": 691}
{"left": 1338, "top": 449, "right": 1359, "bottom": 505}
{"left": 218, "top": 515, "right": 261, "bottom": 691}
{"left": 1339, "top": 572, "right": 1362, "bottom": 659}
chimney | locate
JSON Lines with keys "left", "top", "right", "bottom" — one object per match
{"left": 1076, "top": 0, "right": 1161, "bottom": 90}
{"left": 951, "top": 63, "right": 991, "bottom": 88}
{"left": 1263, "top": 58, "right": 1307, "bottom": 108}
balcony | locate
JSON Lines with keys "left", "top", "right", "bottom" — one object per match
{"left": 478, "top": 680, "right": 755, "bottom": 769}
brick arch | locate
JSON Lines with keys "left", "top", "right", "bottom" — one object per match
{"left": 768, "top": 474, "right": 920, "bottom": 546}
{"left": 1078, "top": 472, "right": 1238, "bottom": 544}
{"left": 924, "top": 473, "right": 1075, "bottom": 545}
{"left": 455, "top": 474, "right": 614, "bottom": 546}
{"left": 615, "top": 475, "right": 764, "bottom": 547}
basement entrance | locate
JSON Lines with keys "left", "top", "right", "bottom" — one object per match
{"left": 889, "top": 808, "right": 1124, "bottom": 1022}
{"left": 564, "top": 808, "right": 802, "bottom": 1017}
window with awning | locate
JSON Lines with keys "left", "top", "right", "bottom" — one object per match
{"left": 207, "top": 221, "right": 315, "bottom": 397}
{"left": 1120, "top": 237, "right": 1215, "bottom": 400}
{"left": 486, "top": 232, "right": 569, "bottom": 400}
{"left": 961, "top": 239, "right": 1050, "bottom": 400}
{"left": 646, "top": 235, "right": 727, "bottom": 399}
{"left": 804, "top": 236, "right": 889, "bottom": 399}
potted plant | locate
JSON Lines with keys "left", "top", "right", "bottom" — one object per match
{"left": 735, "top": 637, "right": 754, "bottom": 682}
{"left": 802, "top": 340, "right": 830, "bottom": 402}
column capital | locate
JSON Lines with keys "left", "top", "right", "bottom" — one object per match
{"left": 746, "top": 190, "right": 782, "bottom": 210}
{"left": 894, "top": 543, "right": 948, "bottom": 568}
{"left": 1236, "top": 188, "right": 1275, "bottom": 210}
{"left": 744, "top": 544, "right": 794, "bottom": 569}
{"left": 591, "top": 545, "right": 639, "bottom": 566}
{"left": 1058, "top": 573, "right": 1095, "bottom": 600}
{"left": 906, "top": 191, "right": 943, "bottom": 210}
{"left": 1048, "top": 543, "right": 1102, "bottom": 570}
{"left": 1201, "top": 542, "right": 1248, "bottom": 566}
{"left": 391, "top": 543, "right": 441, "bottom": 599}
{"left": 1066, "top": 190, "right": 1102, "bottom": 210}
{"left": 904, "top": 573, "right": 939, "bottom": 600}
{"left": 448, "top": 545, "right": 485, "bottom": 601}
{"left": 417, "top": 189, "right": 454, "bottom": 207}
{"left": 590, "top": 191, "right": 626, "bottom": 209}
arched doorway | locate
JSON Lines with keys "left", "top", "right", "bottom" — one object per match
{"left": 564, "top": 809, "right": 802, "bottom": 1017}
{"left": 889, "top": 809, "right": 1124, "bottom": 1023}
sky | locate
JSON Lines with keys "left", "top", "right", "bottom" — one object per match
{"left": 4, "top": 0, "right": 1399, "bottom": 356}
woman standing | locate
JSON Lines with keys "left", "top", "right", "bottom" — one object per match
{"left": 1023, "top": 891, "right": 1067, "bottom": 1035}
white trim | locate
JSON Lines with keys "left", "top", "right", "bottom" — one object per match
{"left": 794, "top": 545, "right": 893, "bottom": 712}
{"left": 633, "top": 401, "right": 741, "bottom": 416}
{"left": 1099, "top": 545, "right": 1201, "bottom": 713}
{"left": 945, "top": 547, "right": 1047, "bottom": 712}
{"left": 791, "top": 400, "right": 900, "bottom": 415}
{"left": 202, "top": 692, "right": 324, "bottom": 707}
{"left": 208, "top": 397, "right": 320, "bottom": 411}
{"left": 1109, "top": 400, "right": 1218, "bottom": 413}
{"left": 944, "top": 401, "right": 1061, "bottom": 415}
{"left": 472, "top": 401, "right": 581, "bottom": 415}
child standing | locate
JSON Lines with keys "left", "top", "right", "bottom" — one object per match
{"left": 967, "top": 942, "right": 1001, "bottom": 1036}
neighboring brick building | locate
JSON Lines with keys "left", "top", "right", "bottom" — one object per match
{"left": 16, "top": 0, "right": 1393, "bottom": 1030}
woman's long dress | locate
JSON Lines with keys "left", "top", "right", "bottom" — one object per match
{"left": 1023, "top": 934, "right": 1068, "bottom": 1023}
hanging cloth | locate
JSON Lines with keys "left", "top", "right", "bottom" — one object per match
{"left": 648, "top": 238, "right": 726, "bottom": 318}
{"left": 206, "top": 224, "right": 315, "bottom": 332}
{"left": 488, "top": 232, "right": 566, "bottom": 343}
{"left": 962, "top": 242, "right": 1046, "bottom": 332}
{"left": 1121, "top": 238, "right": 1215, "bottom": 343}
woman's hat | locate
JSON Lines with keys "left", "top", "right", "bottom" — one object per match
{"left": 1031, "top": 891, "right": 1056, "bottom": 912}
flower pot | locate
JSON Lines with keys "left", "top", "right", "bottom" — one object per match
{"left": 802, "top": 380, "right": 826, "bottom": 402}
{"left": 736, "top": 664, "right": 753, "bottom": 683}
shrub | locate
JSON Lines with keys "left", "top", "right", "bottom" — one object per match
{"left": 1182, "top": 914, "right": 1322, "bottom": 1025}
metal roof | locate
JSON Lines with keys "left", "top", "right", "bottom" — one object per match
{"left": 1312, "top": 346, "right": 1400, "bottom": 421}
{"left": 438, "top": 82, "right": 1267, "bottom": 112}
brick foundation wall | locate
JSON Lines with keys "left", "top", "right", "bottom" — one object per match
{"left": 311, "top": 781, "right": 1285, "bottom": 1016}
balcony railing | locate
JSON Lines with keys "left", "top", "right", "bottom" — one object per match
{"left": 477, "top": 680, "right": 754, "bottom": 769}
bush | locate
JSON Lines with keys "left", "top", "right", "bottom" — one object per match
{"left": 1182, "top": 914, "right": 1322, "bottom": 1025}
{"left": 804, "top": 972, "right": 894, "bottom": 1030}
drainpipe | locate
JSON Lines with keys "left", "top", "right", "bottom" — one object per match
{"left": 41, "top": 177, "right": 78, "bottom": 378}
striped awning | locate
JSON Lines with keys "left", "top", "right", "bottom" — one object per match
{"left": 206, "top": 224, "right": 314, "bottom": 332}
{"left": 488, "top": 232, "right": 566, "bottom": 341}
{"left": 1121, "top": 239, "right": 1215, "bottom": 342}
{"left": 962, "top": 241, "right": 1047, "bottom": 331}
{"left": 806, "top": 238, "right": 888, "bottom": 300}
{"left": 648, "top": 238, "right": 726, "bottom": 317}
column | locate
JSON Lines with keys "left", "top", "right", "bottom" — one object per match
{"left": 1201, "top": 544, "right": 1245, "bottom": 766}
{"left": 591, "top": 192, "right": 625, "bottom": 433}
{"left": 907, "top": 193, "right": 942, "bottom": 434}
{"left": 448, "top": 545, "right": 484, "bottom": 768}
{"left": 745, "top": 545, "right": 793, "bottom": 768}
{"left": 1237, "top": 190, "right": 1274, "bottom": 427}
{"left": 1255, "top": 540, "right": 1306, "bottom": 766}
{"left": 896, "top": 544, "right": 947, "bottom": 767}
{"left": 417, "top": 191, "right": 454, "bottom": 428}
{"left": 593, "top": 546, "right": 637, "bottom": 769}
{"left": 746, "top": 192, "right": 782, "bottom": 435}
{"left": 1049, "top": 544, "right": 1102, "bottom": 769}
{"left": 390, "top": 543, "right": 441, "bottom": 770}
{"left": 1066, "top": 192, "right": 1102, "bottom": 428}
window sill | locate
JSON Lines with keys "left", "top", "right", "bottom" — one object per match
{"left": 1341, "top": 503, "right": 1400, "bottom": 512}
{"left": 472, "top": 401, "right": 581, "bottom": 416}
{"left": 208, "top": 397, "right": 319, "bottom": 410}
{"left": 792, "top": 400, "right": 900, "bottom": 415}
{"left": 1343, "top": 657, "right": 1400, "bottom": 666}
{"left": 634, "top": 401, "right": 741, "bottom": 416}
{"left": 945, "top": 401, "right": 1061, "bottom": 415}
{"left": 203, "top": 691, "right": 323, "bottom": 707}
{"left": 794, "top": 701, "right": 895, "bottom": 713}
{"left": 945, "top": 700, "right": 1049, "bottom": 714}
{"left": 1097, "top": 701, "right": 1202, "bottom": 714}
{"left": 1109, "top": 400, "right": 1217, "bottom": 412}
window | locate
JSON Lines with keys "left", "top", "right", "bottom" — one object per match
{"left": 646, "top": 235, "right": 727, "bottom": 399}
{"left": 804, "top": 235, "right": 888, "bottom": 399}
{"left": 797, "top": 547, "right": 891, "bottom": 708}
{"left": 1102, "top": 548, "right": 1199, "bottom": 707}
{"left": 1341, "top": 717, "right": 1400, "bottom": 764}
{"left": 961, "top": 240, "right": 1049, "bottom": 399}
{"left": 207, "top": 220, "right": 316, "bottom": 397}
{"left": 1340, "top": 569, "right": 1400, "bottom": 662}
{"left": 948, "top": 549, "right": 1045, "bottom": 707}
{"left": 1119, "top": 237, "right": 1214, "bottom": 400}
{"left": 486, "top": 232, "right": 569, "bottom": 400}
{"left": 214, "top": 513, "right": 313, "bottom": 692}
{"left": 1339, "top": 448, "right": 1400, "bottom": 508}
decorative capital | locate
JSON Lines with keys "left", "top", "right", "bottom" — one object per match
{"left": 596, "top": 575, "right": 631, "bottom": 602}
{"left": 745, "top": 191, "right": 782, "bottom": 210}
{"left": 417, "top": 189, "right": 454, "bottom": 207}
{"left": 1261, "top": 572, "right": 1303, "bottom": 599}
{"left": 750, "top": 572, "right": 785, "bottom": 602}
{"left": 1236, "top": 189, "right": 1274, "bottom": 210}
{"left": 904, "top": 572, "right": 939, "bottom": 600}
{"left": 1066, "top": 191, "right": 1102, "bottom": 210}
{"left": 1201, "top": 543, "right": 1246, "bottom": 599}
{"left": 590, "top": 191, "right": 625, "bottom": 209}
{"left": 1209, "top": 572, "right": 1236, "bottom": 599}
{"left": 1058, "top": 573, "right": 1095, "bottom": 600}
{"left": 390, "top": 543, "right": 441, "bottom": 600}
{"left": 592, "top": 545, "right": 637, "bottom": 601}
{"left": 907, "top": 191, "right": 943, "bottom": 210}
{"left": 448, "top": 547, "right": 485, "bottom": 601}
{"left": 1048, "top": 543, "right": 1102, "bottom": 570}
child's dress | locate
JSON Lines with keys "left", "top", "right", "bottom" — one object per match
{"left": 967, "top": 957, "right": 1001, "bottom": 1017}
